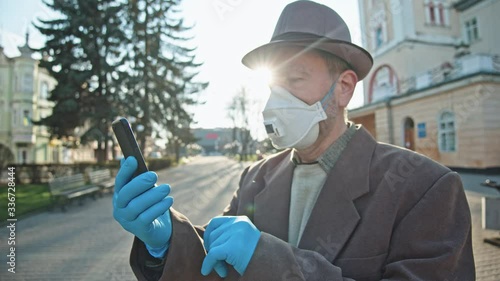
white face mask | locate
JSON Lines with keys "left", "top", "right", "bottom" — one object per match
{"left": 262, "top": 80, "right": 337, "bottom": 150}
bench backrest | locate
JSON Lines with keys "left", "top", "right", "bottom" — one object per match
{"left": 49, "top": 173, "right": 87, "bottom": 194}
{"left": 88, "top": 169, "right": 112, "bottom": 183}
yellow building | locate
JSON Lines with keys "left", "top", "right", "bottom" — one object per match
{"left": 352, "top": 0, "right": 500, "bottom": 169}
{"left": 0, "top": 33, "right": 94, "bottom": 166}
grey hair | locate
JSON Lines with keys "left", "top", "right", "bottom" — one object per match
{"left": 316, "top": 50, "right": 351, "bottom": 121}
{"left": 316, "top": 50, "right": 351, "bottom": 78}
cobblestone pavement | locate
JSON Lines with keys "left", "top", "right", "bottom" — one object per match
{"left": 0, "top": 157, "right": 498, "bottom": 280}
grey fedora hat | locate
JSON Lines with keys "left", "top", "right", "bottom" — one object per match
{"left": 242, "top": 0, "right": 373, "bottom": 80}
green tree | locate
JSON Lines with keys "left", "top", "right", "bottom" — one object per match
{"left": 33, "top": 0, "right": 127, "bottom": 162}
{"left": 119, "top": 0, "right": 207, "bottom": 154}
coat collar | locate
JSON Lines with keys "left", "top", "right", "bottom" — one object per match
{"left": 253, "top": 127, "right": 377, "bottom": 261}
{"left": 253, "top": 152, "right": 295, "bottom": 241}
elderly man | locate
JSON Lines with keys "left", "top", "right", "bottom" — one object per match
{"left": 113, "top": 1, "right": 475, "bottom": 280}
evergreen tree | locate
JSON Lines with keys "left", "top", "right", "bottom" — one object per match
{"left": 119, "top": 0, "right": 207, "bottom": 154}
{"left": 33, "top": 0, "right": 127, "bottom": 162}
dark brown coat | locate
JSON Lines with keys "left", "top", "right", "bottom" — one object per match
{"left": 130, "top": 128, "right": 475, "bottom": 281}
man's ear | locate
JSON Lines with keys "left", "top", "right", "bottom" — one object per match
{"left": 337, "top": 70, "right": 358, "bottom": 108}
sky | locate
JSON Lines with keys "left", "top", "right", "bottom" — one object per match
{"left": 0, "top": 0, "right": 366, "bottom": 139}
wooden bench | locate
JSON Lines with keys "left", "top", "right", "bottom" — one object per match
{"left": 49, "top": 173, "right": 100, "bottom": 211}
{"left": 88, "top": 169, "right": 115, "bottom": 196}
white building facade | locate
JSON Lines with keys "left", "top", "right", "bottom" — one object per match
{"left": 352, "top": 0, "right": 500, "bottom": 169}
{"left": 0, "top": 34, "right": 94, "bottom": 166}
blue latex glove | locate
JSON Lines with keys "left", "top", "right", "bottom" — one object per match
{"left": 202, "top": 216, "right": 261, "bottom": 277}
{"left": 113, "top": 157, "right": 174, "bottom": 258}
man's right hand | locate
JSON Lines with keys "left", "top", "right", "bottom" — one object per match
{"left": 113, "top": 157, "right": 174, "bottom": 257}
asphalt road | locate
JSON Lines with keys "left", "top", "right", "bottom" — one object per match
{"left": 0, "top": 156, "right": 244, "bottom": 281}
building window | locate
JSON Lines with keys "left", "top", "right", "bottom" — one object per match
{"left": 23, "top": 110, "right": 31, "bottom": 126}
{"left": 12, "top": 109, "right": 18, "bottom": 125}
{"left": 369, "top": 4, "right": 387, "bottom": 51}
{"left": 371, "top": 22, "right": 387, "bottom": 50}
{"left": 375, "top": 27, "right": 384, "bottom": 48}
{"left": 429, "top": 2, "right": 436, "bottom": 24}
{"left": 22, "top": 73, "right": 33, "bottom": 93}
{"left": 18, "top": 149, "right": 28, "bottom": 164}
{"left": 425, "top": 0, "right": 447, "bottom": 26}
{"left": 52, "top": 148, "right": 59, "bottom": 163}
{"left": 438, "top": 111, "right": 456, "bottom": 152}
{"left": 40, "top": 82, "right": 49, "bottom": 100}
{"left": 465, "top": 18, "right": 479, "bottom": 43}
{"left": 438, "top": 3, "right": 445, "bottom": 25}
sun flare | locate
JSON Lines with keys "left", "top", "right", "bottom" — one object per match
{"left": 253, "top": 67, "right": 274, "bottom": 87}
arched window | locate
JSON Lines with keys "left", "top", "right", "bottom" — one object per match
{"left": 438, "top": 111, "right": 456, "bottom": 152}
{"left": 368, "top": 65, "right": 399, "bottom": 103}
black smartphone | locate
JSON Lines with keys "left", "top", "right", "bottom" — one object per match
{"left": 112, "top": 118, "right": 149, "bottom": 177}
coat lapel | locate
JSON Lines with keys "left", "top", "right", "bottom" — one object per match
{"left": 298, "top": 128, "right": 377, "bottom": 261}
{"left": 253, "top": 151, "right": 294, "bottom": 241}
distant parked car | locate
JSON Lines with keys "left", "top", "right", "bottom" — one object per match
{"left": 148, "top": 151, "right": 162, "bottom": 159}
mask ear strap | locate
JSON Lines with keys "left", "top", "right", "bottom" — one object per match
{"left": 320, "top": 77, "right": 339, "bottom": 110}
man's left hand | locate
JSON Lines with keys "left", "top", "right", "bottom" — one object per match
{"left": 202, "top": 216, "right": 261, "bottom": 277}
